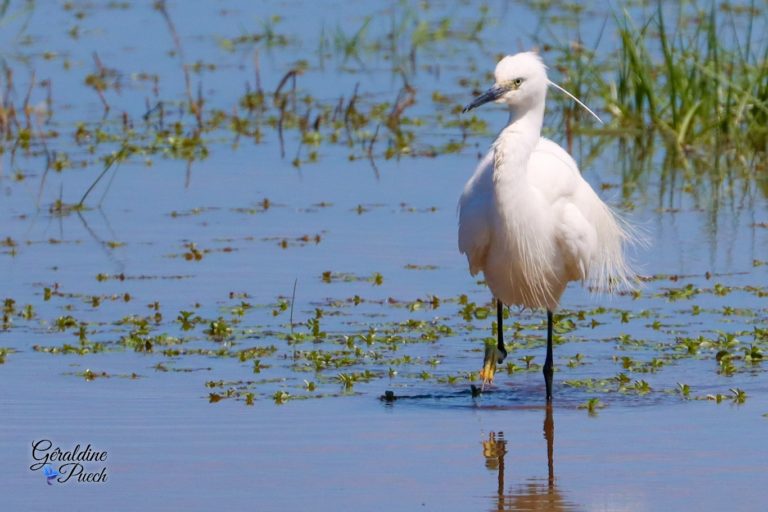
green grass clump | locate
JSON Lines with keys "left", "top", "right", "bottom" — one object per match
{"left": 610, "top": 2, "right": 767, "bottom": 170}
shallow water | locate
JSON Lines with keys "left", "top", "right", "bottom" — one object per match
{"left": 4, "top": 380, "right": 768, "bottom": 511}
{"left": 1, "top": 1, "right": 767, "bottom": 510}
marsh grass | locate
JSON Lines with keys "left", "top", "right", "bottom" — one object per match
{"left": 610, "top": 2, "right": 767, "bottom": 174}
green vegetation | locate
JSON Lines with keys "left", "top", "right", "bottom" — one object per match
{"left": 612, "top": 3, "right": 767, "bottom": 157}
{"left": 0, "top": 263, "right": 757, "bottom": 407}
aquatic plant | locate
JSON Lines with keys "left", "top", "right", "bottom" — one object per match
{"left": 610, "top": 2, "right": 767, "bottom": 178}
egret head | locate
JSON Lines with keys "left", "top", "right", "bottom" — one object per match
{"left": 462, "top": 52, "right": 603, "bottom": 123}
{"left": 463, "top": 52, "right": 548, "bottom": 113}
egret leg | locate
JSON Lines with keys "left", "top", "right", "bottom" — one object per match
{"left": 496, "top": 299, "right": 507, "bottom": 363}
{"left": 543, "top": 310, "right": 554, "bottom": 401}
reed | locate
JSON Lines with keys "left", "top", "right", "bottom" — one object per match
{"left": 609, "top": 1, "right": 767, "bottom": 168}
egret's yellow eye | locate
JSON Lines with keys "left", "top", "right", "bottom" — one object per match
{"left": 513, "top": 78, "right": 523, "bottom": 88}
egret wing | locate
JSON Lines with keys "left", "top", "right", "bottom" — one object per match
{"left": 458, "top": 151, "right": 494, "bottom": 275}
{"left": 527, "top": 138, "right": 580, "bottom": 203}
{"left": 529, "top": 138, "right": 636, "bottom": 291}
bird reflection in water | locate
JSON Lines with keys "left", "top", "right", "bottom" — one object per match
{"left": 483, "top": 405, "right": 581, "bottom": 511}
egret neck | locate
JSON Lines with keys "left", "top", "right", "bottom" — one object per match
{"left": 492, "top": 102, "right": 545, "bottom": 185}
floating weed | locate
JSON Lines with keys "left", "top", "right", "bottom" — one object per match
{"left": 76, "top": 323, "right": 89, "bottom": 344}
{"left": 169, "top": 206, "right": 220, "bottom": 218}
{"left": 566, "top": 353, "right": 584, "bottom": 368}
{"left": 404, "top": 264, "right": 438, "bottom": 271}
{"left": 271, "top": 299, "right": 289, "bottom": 317}
{"left": 262, "top": 233, "right": 322, "bottom": 248}
{"left": 336, "top": 370, "right": 376, "bottom": 389}
{"left": 49, "top": 200, "right": 87, "bottom": 217}
{"left": 177, "top": 311, "right": 203, "bottom": 331}
{"left": 407, "top": 296, "right": 442, "bottom": 312}
{"left": 182, "top": 243, "right": 203, "bottom": 261}
{"left": 566, "top": 378, "right": 614, "bottom": 393}
{"left": 705, "top": 387, "right": 748, "bottom": 405}
{"left": 6, "top": 265, "right": 767, "bottom": 406}
{"left": 3, "top": 299, "right": 16, "bottom": 322}
{"left": 33, "top": 343, "right": 107, "bottom": 355}
{"left": 94, "top": 273, "right": 192, "bottom": 282}
{"left": 459, "top": 301, "right": 493, "bottom": 321}
{"left": 633, "top": 380, "right": 652, "bottom": 394}
{"left": 436, "top": 373, "right": 465, "bottom": 385}
{"left": 615, "top": 372, "right": 631, "bottom": 387}
{"left": 730, "top": 388, "right": 747, "bottom": 404}
{"left": 744, "top": 345, "right": 763, "bottom": 364}
{"left": 706, "top": 393, "right": 727, "bottom": 404}
{"left": 75, "top": 369, "right": 139, "bottom": 381}
{"left": 336, "top": 372, "right": 354, "bottom": 389}
{"left": 229, "top": 301, "right": 253, "bottom": 317}
{"left": 154, "top": 362, "right": 211, "bottom": 373}
{"left": 306, "top": 318, "right": 326, "bottom": 340}
{"left": 677, "top": 335, "right": 706, "bottom": 355}
{"left": 660, "top": 284, "right": 700, "bottom": 302}
{"left": 205, "top": 318, "right": 233, "bottom": 340}
{"left": 399, "top": 203, "right": 439, "bottom": 214}
{"left": 0, "top": 237, "right": 18, "bottom": 249}
{"left": 238, "top": 346, "right": 277, "bottom": 361}
{"left": 54, "top": 315, "right": 79, "bottom": 331}
{"left": 82, "top": 369, "right": 102, "bottom": 381}
{"left": 321, "top": 271, "right": 384, "bottom": 285}
{"left": 578, "top": 398, "right": 605, "bottom": 416}
{"left": 273, "top": 391, "right": 290, "bottom": 404}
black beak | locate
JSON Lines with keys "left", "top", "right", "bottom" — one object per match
{"left": 462, "top": 85, "right": 505, "bottom": 113}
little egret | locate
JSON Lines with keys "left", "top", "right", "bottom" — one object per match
{"left": 459, "top": 52, "right": 636, "bottom": 401}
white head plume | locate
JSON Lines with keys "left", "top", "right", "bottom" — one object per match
{"left": 547, "top": 80, "right": 603, "bottom": 124}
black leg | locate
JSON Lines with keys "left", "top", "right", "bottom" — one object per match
{"left": 543, "top": 310, "right": 554, "bottom": 401}
{"left": 496, "top": 299, "right": 507, "bottom": 363}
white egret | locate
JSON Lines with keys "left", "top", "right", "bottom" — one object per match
{"left": 459, "top": 52, "right": 637, "bottom": 401}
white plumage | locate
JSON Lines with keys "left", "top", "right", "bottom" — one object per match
{"left": 458, "top": 52, "right": 637, "bottom": 399}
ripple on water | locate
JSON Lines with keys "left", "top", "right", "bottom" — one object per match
{"left": 380, "top": 382, "right": 682, "bottom": 411}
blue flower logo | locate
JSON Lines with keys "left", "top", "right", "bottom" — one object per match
{"left": 43, "top": 464, "right": 59, "bottom": 485}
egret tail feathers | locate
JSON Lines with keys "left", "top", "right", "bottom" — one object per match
{"left": 588, "top": 203, "right": 646, "bottom": 293}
